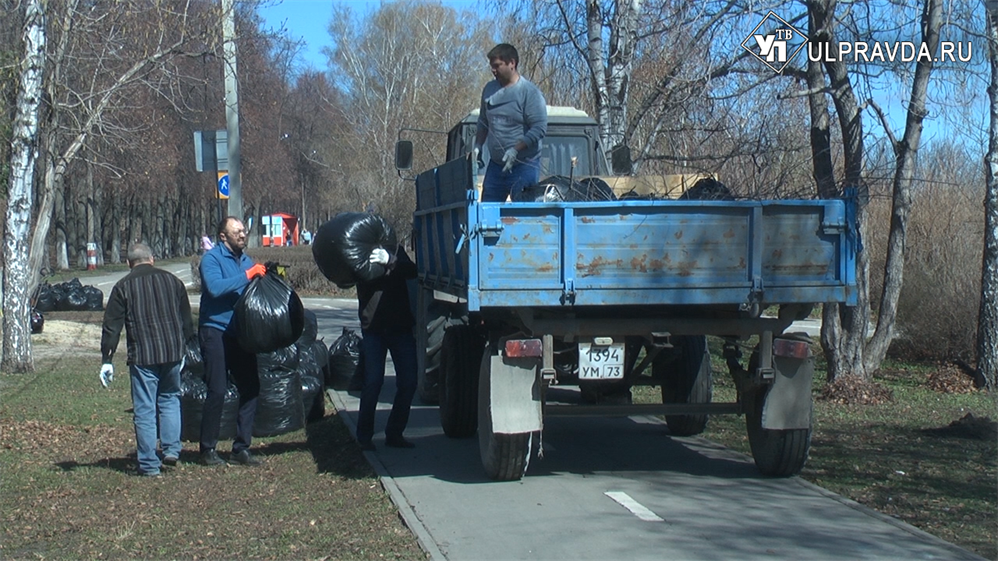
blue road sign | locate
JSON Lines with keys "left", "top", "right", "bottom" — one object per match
{"left": 218, "top": 173, "right": 230, "bottom": 199}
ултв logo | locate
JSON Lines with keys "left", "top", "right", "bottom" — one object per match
{"left": 743, "top": 11, "right": 974, "bottom": 74}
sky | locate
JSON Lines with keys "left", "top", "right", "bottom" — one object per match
{"left": 256, "top": 0, "right": 480, "bottom": 70}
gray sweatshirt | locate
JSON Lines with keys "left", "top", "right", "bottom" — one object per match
{"left": 477, "top": 77, "right": 547, "bottom": 163}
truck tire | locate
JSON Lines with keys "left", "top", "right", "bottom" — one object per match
{"left": 654, "top": 335, "right": 712, "bottom": 436}
{"left": 419, "top": 309, "right": 445, "bottom": 404}
{"left": 478, "top": 344, "right": 532, "bottom": 481}
{"left": 420, "top": 303, "right": 468, "bottom": 404}
{"left": 439, "top": 325, "right": 484, "bottom": 438}
{"left": 745, "top": 352, "right": 812, "bottom": 476}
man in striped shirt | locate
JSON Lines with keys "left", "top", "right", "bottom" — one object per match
{"left": 100, "top": 242, "right": 194, "bottom": 477}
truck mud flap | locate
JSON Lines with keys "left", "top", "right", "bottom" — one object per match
{"left": 485, "top": 354, "right": 542, "bottom": 434}
{"left": 761, "top": 354, "right": 814, "bottom": 430}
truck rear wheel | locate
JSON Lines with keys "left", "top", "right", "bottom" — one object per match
{"left": 745, "top": 352, "right": 812, "bottom": 476}
{"left": 419, "top": 302, "right": 462, "bottom": 404}
{"left": 439, "top": 325, "right": 484, "bottom": 438}
{"left": 478, "top": 344, "right": 532, "bottom": 481}
{"left": 654, "top": 335, "right": 712, "bottom": 436}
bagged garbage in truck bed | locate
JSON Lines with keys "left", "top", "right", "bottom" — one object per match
{"left": 312, "top": 212, "right": 397, "bottom": 288}
{"left": 512, "top": 176, "right": 615, "bottom": 203}
{"left": 234, "top": 267, "right": 305, "bottom": 354}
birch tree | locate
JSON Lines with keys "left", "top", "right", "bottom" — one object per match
{"left": 3, "top": 0, "right": 221, "bottom": 372}
{"left": 979, "top": 0, "right": 998, "bottom": 389}
{"left": 2, "top": 0, "right": 45, "bottom": 372}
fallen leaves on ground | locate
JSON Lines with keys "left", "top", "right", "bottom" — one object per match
{"left": 818, "top": 375, "right": 894, "bottom": 405}
{"left": 922, "top": 413, "right": 998, "bottom": 441}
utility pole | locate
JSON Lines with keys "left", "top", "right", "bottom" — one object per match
{"left": 221, "top": 0, "right": 242, "bottom": 219}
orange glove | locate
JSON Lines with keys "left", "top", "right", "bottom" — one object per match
{"left": 245, "top": 263, "right": 267, "bottom": 280}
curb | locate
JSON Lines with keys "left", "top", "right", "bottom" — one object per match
{"left": 326, "top": 389, "right": 446, "bottom": 561}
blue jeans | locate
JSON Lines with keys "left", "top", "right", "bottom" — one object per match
{"left": 481, "top": 158, "right": 540, "bottom": 202}
{"left": 356, "top": 330, "right": 418, "bottom": 443}
{"left": 130, "top": 361, "right": 183, "bottom": 474}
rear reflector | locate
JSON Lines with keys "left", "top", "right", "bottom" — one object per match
{"left": 505, "top": 339, "right": 543, "bottom": 358}
{"left": 773, "top": 338, "right": 810, "bottom": 359}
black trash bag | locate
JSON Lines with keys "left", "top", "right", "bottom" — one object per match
{"left": 183, "top": 336, "right": 203, "bottom": 376}
{"left": 311, "top": 212, "right": 397, "bottom": 289}
{"left": 298, "top": 343, "right": 324, "bottom": 422}
{"left": 679, "top": 177, "right": 734, "bottom": 201}
{"left": 179, "top": 370, "right": 239, "bottom": 442}
{"left": 327, "top": 327, "right": 362, "bottom": 387}
{"left": 60, "top": 287, "right": 90, "bottom": 311}
{"left": 513, "top": 175, "right": 615, "bottom": 203}
{"left": 257, "top": 344, "right": 300, "bottom": 373}
{"left": 296, "top": 309, "right": 318, "bottom": 349}
{"left": 312, "top": 339, "right": 329, "bottom": 387}
{"left": 83, "top": 286, "right": 104, "bottom": 311}
{"left": 30, "top": 309, "right": 44, "bottom": 334}
{"left": 253, "top": 364, "right": 305, "bottom": 438}
{"left": 234, "top": 269, "right": 305, "bottom": 354}
{"left": 35, "top": 283, "right": 57, "bottom": 313}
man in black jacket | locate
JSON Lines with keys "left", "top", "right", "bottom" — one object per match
{"left": 355, "top": 244, "right": 418, "bottom": 451}
{"left": 100, "top": 242, "right": 194, "bottom": 476}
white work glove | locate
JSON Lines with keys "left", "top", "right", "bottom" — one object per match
{"left": 472, "top": 145, "right": 484, "bottom": 168}
{"left": 501, "top": 147, "right": 518, "bottom": 173}
{"left": 369, "top": 248, "right": 390, "bottom": 265}
{"left": 99, "top": 364, "right": 114, "bottom": 388}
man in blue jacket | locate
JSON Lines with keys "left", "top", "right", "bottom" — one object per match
{"left": 199, "top": 216, "right": 267, "bottom": 466}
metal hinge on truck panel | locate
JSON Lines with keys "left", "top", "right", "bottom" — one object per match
{"left": 740, "top": 276, "right": 764, "bottom": 317}
{"left": 561, "top": 278, "right": 576, "bottom": 305}
{"left": 455, "top": 222, "right": 504, "bottom": 254}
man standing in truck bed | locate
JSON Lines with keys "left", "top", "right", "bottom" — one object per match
{"left": 474, "top": 43, "right": 547, "bottom": 202}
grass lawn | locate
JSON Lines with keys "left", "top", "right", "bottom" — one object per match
{"left": 0, "top": 346, "right": 425, "bottom": 559}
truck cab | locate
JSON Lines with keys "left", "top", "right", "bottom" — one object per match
{"left": 444, "top": 106, "right": 610, "bottom": 177}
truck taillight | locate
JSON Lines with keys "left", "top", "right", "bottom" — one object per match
{"left": 773, "top": 338, "right": 810, "bottom": 359}
{"left": 505, "top": 339, "right": 543, "bottom": 358}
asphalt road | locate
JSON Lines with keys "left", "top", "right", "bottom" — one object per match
{"left": 78, "top": 264, "right": 982, "bottom": 560}
{"left": 310, "top": 309, "right": 983, "bottom": 561}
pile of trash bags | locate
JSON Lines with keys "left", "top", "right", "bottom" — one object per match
{"left": 312, "top": 212, "right": 397, "bottom": 289}
{"left": 34, "top": 279, "right": 104, "bottom": 312}
{"left": 180, "top": 301, "right": 327, "bottom": 441}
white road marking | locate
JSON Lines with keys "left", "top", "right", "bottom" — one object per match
{"left": 604, "top": 491, "right": 664, "bottom": 522}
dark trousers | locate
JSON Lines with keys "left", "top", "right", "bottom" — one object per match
{"left": 199, "top": 326, "right": 259, "bottom": 454}
{"left": 356, "top": 330, "right": 418, "bottom": 443}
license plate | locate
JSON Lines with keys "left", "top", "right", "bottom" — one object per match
{"left": 578, "top": 341, "right": 625, "bottom": 380}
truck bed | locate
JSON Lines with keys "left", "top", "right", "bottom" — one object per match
{"left": 414, "top": 157, "right": 858, "bottom": 312}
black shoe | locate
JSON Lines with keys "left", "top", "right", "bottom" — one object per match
{"left": 385, "top": 436, "right": 415, "bottom": 449}
{"left": 162, "top": 455, "right": 179, "bottom": 467}
{"left": 230, "top": 449, "right": 261, "bottom": 466}
{"left": 200, "top": 449, "right": 226, "bottom": 466}
{"left": 357, "top": 440, "right": 376, "bottom": 452}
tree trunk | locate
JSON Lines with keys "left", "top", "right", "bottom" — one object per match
{"left": 3, "top": 0, "right": 46, "bottom": 373}
{"left": 979, "top": 0, "right": 998, "bottom": 390}
{"left": 808, "top": 0, "right": 872, "bottom": 382}
{"left": 865, "top": 0, "right": 942, "bottom": 371}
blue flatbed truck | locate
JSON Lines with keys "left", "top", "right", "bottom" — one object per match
{"left": 396, "top": 107, "right": 858, "bottom": 481}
